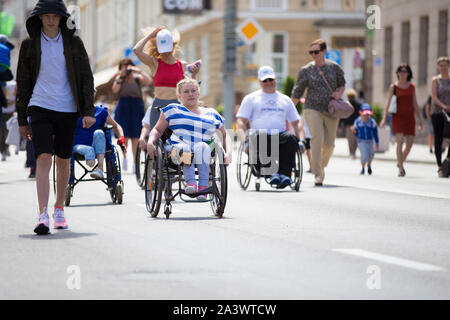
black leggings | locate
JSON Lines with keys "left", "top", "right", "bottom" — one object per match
{"left": 431, "top": 112, "right": 450, "bottom": 167}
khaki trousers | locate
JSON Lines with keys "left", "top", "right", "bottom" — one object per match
{"left": 304, "top": 109, "right": 339, "bottom": 178}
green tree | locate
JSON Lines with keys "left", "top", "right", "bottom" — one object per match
{"left": 282, "top": 75, "right": 303, "bottom": 114}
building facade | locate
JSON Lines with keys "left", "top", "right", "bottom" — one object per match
{"left": 371, "top": 0, "right": 450, "bottom": 108}
{"left": 4, "top": 0, "right": 366, "bottom": 108}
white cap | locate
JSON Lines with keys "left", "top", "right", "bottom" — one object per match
{"left": 156, "top": 29, "right": 174, "bottom": 53}
{"left": 258, "top": 66, "right": 276, "bottom": 81}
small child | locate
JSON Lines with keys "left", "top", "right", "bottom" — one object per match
{"left": 352, "top": 104, "right": 379, "bottom": 175}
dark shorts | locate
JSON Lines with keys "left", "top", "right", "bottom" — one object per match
{"left": 305, "top": 138, "right": 311, "bottom": 150}
{"left": 29, "top": 106, "right": 78, "bottom": 159}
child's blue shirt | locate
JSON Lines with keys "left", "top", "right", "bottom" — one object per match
{"left": 354, "top": 117, "right": 379, "bottom": 144}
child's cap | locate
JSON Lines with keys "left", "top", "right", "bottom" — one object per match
{"left": 360, "top": 103, "right": 373, "bottom": 116}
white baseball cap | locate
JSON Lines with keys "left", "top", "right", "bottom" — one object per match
{"left": 258, "top": 66, "right": 276, "bottom": 81}
{"left": 156, "top": 29, "right": 174, "bottom": 53}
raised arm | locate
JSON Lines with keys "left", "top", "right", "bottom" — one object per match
{"left": 133, "top": 27, "right": 164, "bottom": 73}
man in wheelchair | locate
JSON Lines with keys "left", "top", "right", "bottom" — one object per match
{"left": 147, "top": 78, "right": 232, "bottom": 200}
{"left": 73, "top": 105, "right": 126, "bottom": 179}
{"left": 236, "top": 66, "right": 306, "bottom": 188}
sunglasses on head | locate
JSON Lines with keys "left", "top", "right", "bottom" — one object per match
{"left": 309, "top": 49, "right": 322, "bottom": 55}
{"left": 262, "top": 78, "right": 274, "bottom": 83}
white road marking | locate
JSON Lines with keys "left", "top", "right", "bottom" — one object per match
{"left": 333, "top": 248, "right": 446, "bottom": 272}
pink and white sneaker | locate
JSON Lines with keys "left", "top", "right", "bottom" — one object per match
{"left": 34, "top": 208, "right": 50, "bottom": 235}
{"left": 197, "top": 186, "right": 208, "bottom": 201}
{"left": 53, "top": 207, "right": 69, "bottom": 230}
{"left": 185, "top": 183, "right": 197, "bottom": 195}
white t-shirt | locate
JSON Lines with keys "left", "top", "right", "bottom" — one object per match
{"left": 236, "top": 90, "right": 300, "bottom": 133}
{"left": 28, "top": 31, "right": 77, "bottom": 113}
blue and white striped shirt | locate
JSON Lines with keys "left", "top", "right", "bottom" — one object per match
{"left": 162, "top": 104, "right": 224, "bottom": 149}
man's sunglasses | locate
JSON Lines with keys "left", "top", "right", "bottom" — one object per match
{"left": 262, "top": 78, "right": 274, "bottom": 83}
{"left": 309, "top": 49, "right": 322, "bottom": 55}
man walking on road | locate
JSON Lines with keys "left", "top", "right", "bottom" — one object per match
{"left": 16, "top": 0, "right": 96, "bottom": 235}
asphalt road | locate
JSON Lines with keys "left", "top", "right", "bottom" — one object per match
{"left": 0, "top": 148, "right": 449, "bottom": 299}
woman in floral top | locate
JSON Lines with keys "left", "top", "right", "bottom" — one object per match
{"left": 291, "top": 39, "right": 346, "bottom": 186}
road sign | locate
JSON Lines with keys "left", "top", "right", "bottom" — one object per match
{"left": 326, "top": 50, "right": 341, "bottom": 66}
{"left": 236, "top": 18, "right": 264, "bottom": 46}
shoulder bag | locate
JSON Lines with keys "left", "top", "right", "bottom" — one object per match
{"left": 316, "top": 66, "right": 354, "bottom": 119}
{"left": 388, "top": 85, "right": 397, "bottom": 115}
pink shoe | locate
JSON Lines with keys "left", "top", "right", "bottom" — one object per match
{"left": 185, "top": 183, "right": 197, "bottom": 195}
{"left": 34, "top": 208, "right": 50, "bottom": 235}
{"left": 53, "top": 207, "right": 69, "bottom": 230}
{"left": 197, "top": 186, "right": 208, "bottom": 201}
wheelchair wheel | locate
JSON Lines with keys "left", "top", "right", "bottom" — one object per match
{"left": 108, "top": 146, "right": 123, "bottom": 204}
{"left": 135, "top": 145, "right": 147, "bottom": 189}
{"left": 211, "top": 148, "right": 228, "bottom": 218}
{"left": 236, "top": 141, "right": 252, "bottom": 190}
{"left": 114, "top": 182, "right": 124, "bottom": 204}
{"left": 144, "top": 146, "right": 163, "bottom": 218}
{"left": 64, "top": 185, "right": 73, "bottom": 206}
{"left": 290, "top": 150, "right": 303, "bottom": 192}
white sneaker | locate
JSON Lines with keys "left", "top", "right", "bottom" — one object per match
{"left": 314, "top": 175, "right": 323, "bottom": 186}
{"left": 122, "top": 158, "right": 128, "bottom": 171}
{"left": 90, "top": 168, "right": 104, "bottom": 179}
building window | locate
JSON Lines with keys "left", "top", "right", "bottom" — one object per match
{"left": 401, "top": 21, "right": 410, "bottom": 63}
{"left": 438, "top": 10, "right": 448, "bottom": 58}
{"left": 272, "top": 33, "right": 288, "bottom": 89}
{"left": 384, "top": 26, "right": 393, "bottom": 91}
{"left": 419, "top": 16, "right": 429, "bottom": 85}
{"left": 250, "top": 0, "right": 287, "bottom": 11}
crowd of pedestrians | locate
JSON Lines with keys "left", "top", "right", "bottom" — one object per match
{"left": 0, "top": 0, "right": 448, "bottom": 236}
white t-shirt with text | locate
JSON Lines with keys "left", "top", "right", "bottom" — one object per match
{"left": 236, "top": 90, "right": 300, "bottom": 133}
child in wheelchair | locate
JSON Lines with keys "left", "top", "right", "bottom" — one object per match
{"left": 73, "top": 105, "right": 126, "bottom": 179}
{"left": 146, "top": 78, "right": 232, "bottom": 199}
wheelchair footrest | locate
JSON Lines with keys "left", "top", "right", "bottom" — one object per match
{"left": 181, "top": 186, "right": 213, "bottom": 198}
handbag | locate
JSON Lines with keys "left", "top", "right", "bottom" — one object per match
{"left": 442, "top": 110, "right": 450, "bottom": 139}
{"left": 388, "top": 85, "right": 397, "bottom": 114}
{"left": 316, "top": 66, "right": 354, "bottom": 119}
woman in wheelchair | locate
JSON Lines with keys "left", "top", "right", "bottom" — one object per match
{"left": 146, "top": 78, "right": 232, "bottom": 200}
{"left": 73, "top": 105, "right": 126, "bottom": 179}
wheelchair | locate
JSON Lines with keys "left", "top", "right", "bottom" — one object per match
{"left": 135, "top": 142, "right": 147, "bottom": 189}
{"left": 53, "top": 126, "right": 124, "bottom": 206}
{"left": 236, "top": 133, "right": 303, "bottom": 192}
{"left": 144, "top": 133, "right": 227, "bottom": 219}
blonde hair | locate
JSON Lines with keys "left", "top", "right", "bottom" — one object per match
{"left": 141, "top": 27, "right": 181, "bottom": 59}
{"left": 437, "top": 56, "right": 450, "bottom": 64}
{"left": 346, "top": 88, "right": 357, "bottom": 100}
{"left": 176, "top": 78, "right": 204, "bottom": 106}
